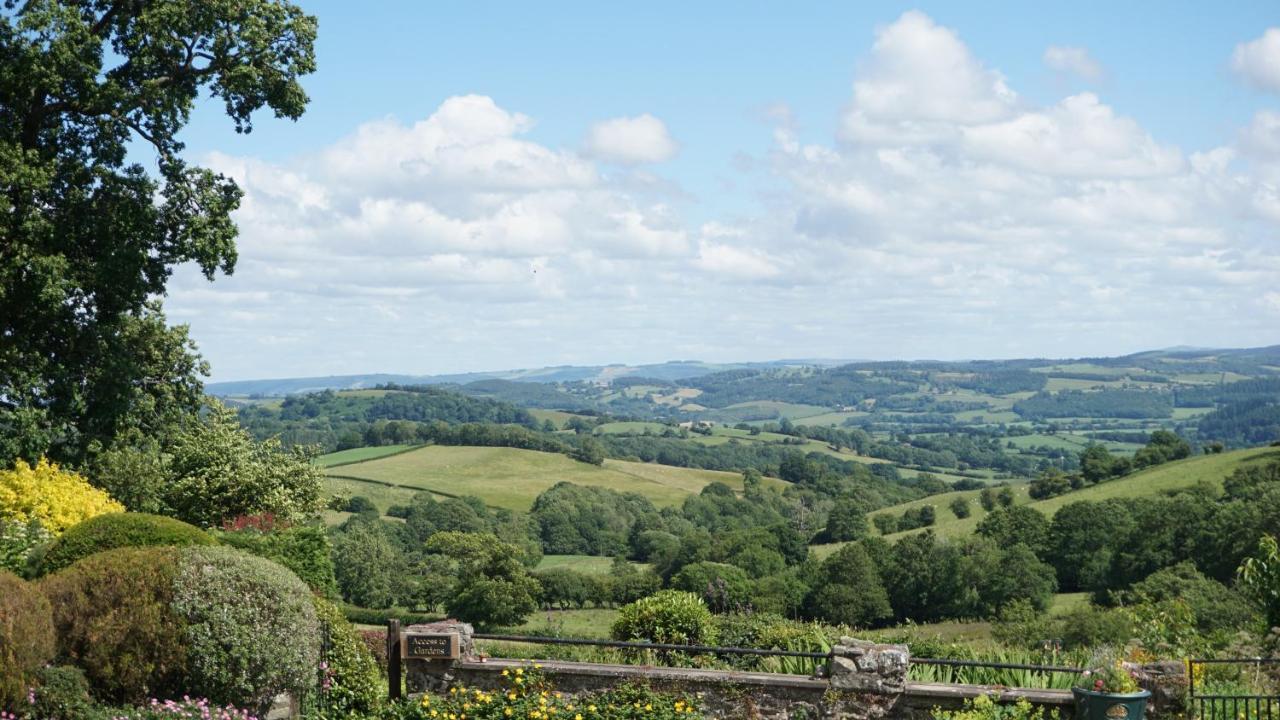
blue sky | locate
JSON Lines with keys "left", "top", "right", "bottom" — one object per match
{"left": 166, "top": 2, "right": 1280, "bottom": 381}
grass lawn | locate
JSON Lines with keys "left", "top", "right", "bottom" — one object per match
{"left": 1050, "top": 592, "right": 1091, "bottom": 616}
{"left": 326, "top": 445, "right": 783, "bottom": 511}
{"left": 495, "top": 608, "right": 619, "bottom": 639}
{"left": 317, "top": 444, "right": 420, "bottom": 467}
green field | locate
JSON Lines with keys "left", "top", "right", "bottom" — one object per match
{"left": 527, "top": 409, "right": 584, "bottom": 429}
{"left": 536, "top": 555, "right": 649, "bottom": 575}
{"left": 814, "top": 446, "right": 1280, "bottom": 553}
{"left": 594, "top": 421, "right": 668, "bottom": 434}
{"left": 317, "top": 444, "right": 420, "bottom": 467}
{"left": 490, "top": 608, "right": 619, "bottom": 640}
{"left": 324, "top": 445, "right": 783, "bottom": 510}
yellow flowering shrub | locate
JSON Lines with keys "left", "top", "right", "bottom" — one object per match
{"left": 0, "top": 458, "right": 123, "bottom": 534}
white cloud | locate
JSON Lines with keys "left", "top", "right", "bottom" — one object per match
{"left": 842, "top": 11, "right": 1017, "bottom": 145}
{"left": 694, "top": 240, "right": 782, "bottom": 280}
{"left": 962, "top": 93, "right": 1182, "bottom": 177}
{"left": 584, "top": 114, "right": 678, "bottom": 164}
{"left": 1043, "top": 45, "right": 1104, "bottom": 80}
{"left": 1240, "top": 110, "right": 1280, "bottom": 157}
{"left": 1232, "top": 28, "right": 1280, "bottom": 93}
{"left": 171, "top": 15, "right": 1280, "bottom": 381}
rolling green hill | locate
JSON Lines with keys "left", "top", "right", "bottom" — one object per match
{"left": 324, "top": 444, "right": 786, "bottom": 511}
{"left": 813, "top": 445, "right": 1280, "bottom": 558}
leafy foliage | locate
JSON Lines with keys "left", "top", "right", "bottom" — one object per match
{"left": 0, "top": 0, "right": 316, "bottom": 466}
{"left": 36, "top": 512, "right": 214, "bottom": 577}
{"left": 0, "top": 458, "right": 122, "bottom": 534}
{"left": 164, "top": 401, "right": 325, "bottom": 528}
{"left": 310, "top": 596, "right": 383, "bottom": 718}
{"left": 424, "top": 532, "right": 540, "bottom": 628}
{"left": 611, "top": 590, "right": 717, "bottom": 645}
{"left": 0, "top": 571, "right": 54, "bottom": 710}
{"left": 1014, "top": 389, "right": 1173, "bottom": 420}
{"left": 38, "top": 547, "right": 187, "bottom": 705}
{"left": 171, "top": 546, "right": 321, "bottom": 713}
{"left": 215, "top": 524, "right": 338, "bottom": 597}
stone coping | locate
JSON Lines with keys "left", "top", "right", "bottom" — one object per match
{"left": 905, "top": 682, "right": 1074, "bottom": 706}
{"left": 454, "top": 658, "right": 830, "bottom": 691}
{"left": 450, "top": 657, "right": 1075, "bottom": 705}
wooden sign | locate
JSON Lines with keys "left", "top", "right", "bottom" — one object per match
{"left": 402, "top": 632, "right": 460, "bottom": 660}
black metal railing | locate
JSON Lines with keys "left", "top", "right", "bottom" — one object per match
{"left": 473, "top": 632, "right": 829, "bottom": 659}
{"left": 1189, "top": 658, "right": 1280, "bottom": 720}
{"left": 472, "top": 631, "right": 1086, "bottom": 676}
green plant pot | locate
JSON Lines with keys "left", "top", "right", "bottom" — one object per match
{"left": 1072, "top": 687, "right": 1151, "bottom": 720}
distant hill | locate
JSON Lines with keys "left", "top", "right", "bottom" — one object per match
{"left": 207, "top": 359, "right": 856, "bottom": 397}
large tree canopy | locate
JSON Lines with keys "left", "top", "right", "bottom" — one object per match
{"left": 0, "top": 0, "right": 316, "bottom": 465}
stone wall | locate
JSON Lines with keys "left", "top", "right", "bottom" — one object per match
{"left": 396, "top": 623, "right": 1186, "bottom": 720}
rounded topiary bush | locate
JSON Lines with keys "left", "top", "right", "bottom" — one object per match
{"left": 38, "top": 547, "right": 187, "bottom": 705}
{"left": 0, "top": 570, "right": 55, "bottom": 710}
{"left": 171, "top": 545, "right": 320, "bottom": 713}
{"left": 611, "top": 590, "right": 717, "bottom": 645}
{"left": 39, "top": 545, "right": 321, "bottom": 713}
{"left": 36, "top": 512, "right": 215, "bottom": 576}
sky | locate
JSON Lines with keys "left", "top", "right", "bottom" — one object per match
{"left": 163, "top": 1, "right": 1280, "bottom": 382}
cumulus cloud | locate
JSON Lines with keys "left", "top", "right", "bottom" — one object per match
{"left": 1043, "top": 45, "right": 1104, "bottom": 80}
{"left": 584, "top": 114, "right": 678, "bottom": 164}
{"left": 962, "top": 93, "right": 1182, "bottom": 177}
{"left": 171, "top": 13, "right": 1280, "bottom": 380}
{"left": 842, "top": 10, "right": 1017, "bottom": 144}
{"left": 1232, "top": 28, "right": 1280, "bottom": 93}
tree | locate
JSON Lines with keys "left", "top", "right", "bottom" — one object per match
{"left": 1238, "top": 534, "right": 1280, "bottom": 629}
{"left": 976, "top": 506, "right": 1050, "bottom": 557}
{"left": 824, "top": 495, "right": 870, "bottom": 542}
{"left": 1080, "top": 444, "right": 1120, "bottom": 484}
{"left": 1028, "top": 468, "right": 1072, "bottom": 500}
{"left": 332, "top": 522, "right": 403, "bottom": 609}
{"left": 424, "top": 532, "right": 539, "bottom": 627}
{"left": 804, "top": 542, "right": 892, "bottom": 627}
{"left": 0, "top": 0, "right": 317, "bottom": 467}
{"left": 949, "top": 496, "right": 972, "bottom": 519}
{"left": 1132, "top": 430, "right": 1192, "bottom": 470}
{"left": 156, "top": 401, "right": 325, "bottom": 528}
{"left": 978, "top": 487, "right": 997, "bottom": 512}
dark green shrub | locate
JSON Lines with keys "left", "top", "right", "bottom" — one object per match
{"left": 215, "top": 524, "right": 338, "bottom": 597}
{"left": 36, "top": 512, "right": 214, "bottom": 576}
{"left": 171, "top": 545, "right": 321, "bottom": 713}
{"left": 38, "top": 547, "right": 187, "bottom": 705}
{"left": 0, "top": 570, "right": 55, "bottom": 709}
{"left": 311, "top": 596, "right": 383, "bottom": 716}
{"left": 27, "top": 665, "right": 99, "bottom": 720}
{"left": 611, "top": 590, "right": 716, "bottom": 645}
{"left": 671, "top": 561, "right": 752, "bottom": 612}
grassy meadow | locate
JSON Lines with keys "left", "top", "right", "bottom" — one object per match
{"left": 323, "top": 444, "right": 783, "bottom": 511}
{"left": 813, "top": 445, "right": 1280, "bottom": 557}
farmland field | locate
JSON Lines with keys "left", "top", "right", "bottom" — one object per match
{"left": 536, "top": 555, "right": 650, "bottom": 574}
{"left": 324, "top": 445, "right": 782, "bottom": 510}
{"left": 318, "top": 444, "right": 420, "bottom": 467}
{"left": 813, "top": 445, "right": 1280, "bottom": 554}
